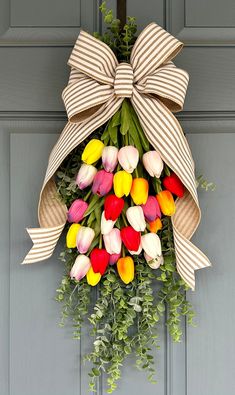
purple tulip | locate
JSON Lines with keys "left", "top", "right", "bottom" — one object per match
{"left": 67, "top": 199, "right": 88, "bottom": 223}
{"left": 92, "top": 170, "right": 113, "bottom": 197}
{"left": 141, "top": 196, "right": 161, "bottom": 222}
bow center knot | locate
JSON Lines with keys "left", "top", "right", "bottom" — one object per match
{"left": 114, "top": 63, "right": 134, "bottom": 98}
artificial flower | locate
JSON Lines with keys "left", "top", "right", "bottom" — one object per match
{"left": 144, "top": 253, "right": 164, "bottom": 269}
{"left": 86, "top": 266, "right": 101, "bottom": 286}
{"left": 113, "top": 170, "right": 132, "bottom": 198}
{"left": 70, "top": 255, "right": 91, "bottom": 281}
{"left": 141, "top": 233, "right": 162, "bottom": 259}
{"left": 142, "top": 150, "right": 163, "bottom": 177}
{"left": 76, "top": 164, "right": 97, "bottom": 190}
{"left": 76, "top": 226, "right": 95, "bottom": 254}
{"left": 103, "top": 228, "right": 122, "bottom": 254}
{"left": 109, "top": 253, "right": 121, "bottom": 265}
{"left": 90, "top": 248, "right": 110, "bottom": 275}
{"left": 130, "top": 178, "right": 149, "bottom": 205}
{"left": 120, "top": 226, "right": 141, "bottom": 252}
{"left": 67, "top": 199, "right": 88, "bottom": 223}
{"left": 126, "top": 206, "right": 146, "bottom": 232}
{"left": 117, "top": 257, "right": 134, "bottom": 284}
{"left": 101, "top": 211, "right": 115, "bottom": 235}
{"left": 92, "top": 170, "right": 113, "bottom": 196}
{"left": 102, "top": 146, "right": 119, "bottom": 172}
{"left": 118, "top": 146, "right": 139, "bottom": 173}
{"left": 162, "top": 172, "right": 185, "bottom": 198}
{"left": 149, "top": 218, "right": 162, "bottom": 233}
{"left": 66, "top": 223, "right": 81, "bottom": 248}
{"left": 104, "top": 194, "right": 124, "bottom": 221}
{"left": 81, "top": 139, "right": 104, "bottom": 165}
{"left": 141, "top": 195, "right": 161, "bottom": 222}
{"left": 156, "top": 190, "right": 176, "bottom": 216}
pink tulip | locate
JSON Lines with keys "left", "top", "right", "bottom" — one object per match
{"left": 118, "top": 146, "right": 139, "bottom": 173}
{"left": 109, "top": 252, "right": 121, "bottom": 265}
{"left": 102, "top": 146, "right": 119, "bottom": 172}
{"left": 103, "top": 228, "right": 122, "bottom": 254}
{"left": 142, "top": 151, "right": 163, "bottom": 178}
{"left": 144, "top": 253, "right": 164, "bottom": 269}
{"left": 76, "top": 164, "right": 97, "bottom": 190}
{"left": 76, "top": 226, "right": 95, "bottom": 254}
{"left": 92, "top": 170, "right": 113, "bottom": 196}
{"left": 101, "top": 211, "right": 115, "bottom": 235}
{"left": 67, "top": 199, "right": 88, "bottom": 223}
{"left": 70, "top": 255, "right": 91, "bottom": 281}
{"left": 141, "top": 196, "right": 161, "bottom": 222}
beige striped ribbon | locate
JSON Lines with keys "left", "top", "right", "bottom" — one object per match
{"left": 23, "top": 23, "right": 211, "bottom": 290}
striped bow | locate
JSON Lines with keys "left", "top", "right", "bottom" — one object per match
{"left": 23, "top": 23, "right": 210, "bottom": 290}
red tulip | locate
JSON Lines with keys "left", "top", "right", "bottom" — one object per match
{"left": 92, "top": 170, "right": 113, "bottom": 197}
{"left": 162, "top": 173, "right": 185, "bottom": 198}
{"left": 90, "top": 248, "right": 110, "bottom": 275}
{"left": 104, "top": 194, "right": 125, "bottom": 221}
{"left": 120, "top": 226, "right": 141, "bottom": 252}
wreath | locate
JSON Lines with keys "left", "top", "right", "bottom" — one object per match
{"left": 23, "top": 3, "right": 214, "bottom": 393}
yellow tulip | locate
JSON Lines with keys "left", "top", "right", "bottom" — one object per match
{"left": 117, "top": 257, "right": 134, "bottom": 284}
{"left": 81, "top": 139, "right": 104, "bottom": 165}
{"left": 149, "top": 218, "right": 162, "bottom": 233}
{"left": 66, "top": 224, "right": 81, "bottom": 248}
{"left": 130, "top": 178, "right": 149, "bottom": 205}
{"left": 156, "top": 190, "right": 176, "bottom": 216}
{"left": 113, "top": 171, "right": 132, "bottom": 198}
{"left": 86, "top": 266, "right": 101, "bottom": 286}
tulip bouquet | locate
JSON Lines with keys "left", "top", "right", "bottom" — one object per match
{"left": 55, "top": 3, "right": 213, "bottom": 393}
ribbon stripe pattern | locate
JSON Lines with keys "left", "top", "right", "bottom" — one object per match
{"left": 23, "top": 23, "right": 211, "bottom": 290}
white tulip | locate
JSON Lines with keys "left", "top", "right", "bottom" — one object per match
{"left": 102, "top": 146, "right": 119, "bottom": 172}
{"left": 76, "top": 164, "right": 97, "bottom": 189}
{"left": 70, "top": 255, "right": 91, "bottom": 281}
{"left": 142, "top": 151, "right": 163, "bottom": 178}
{"left": 126, "top": 206, "right": 146, "bottom": 232}
{"left": 101, "top": 211, "right": 115, "bottom": 235}
{"left": 144, "top": 253, "right": 164, "bottom": 269}
{"left": 141, "top": 233, "right": 162, "bottom": 259}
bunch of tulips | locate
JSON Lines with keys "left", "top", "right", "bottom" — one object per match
{"left": 66, "top": 138, "right": 185, "bottom": 286}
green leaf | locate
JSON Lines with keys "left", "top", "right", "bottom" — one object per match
{"left": 120, "top": 100, "right": 130, "bottom": 135}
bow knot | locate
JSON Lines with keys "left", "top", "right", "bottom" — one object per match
{"left": 114, "top": 63, "right": 134, "bottom": 98}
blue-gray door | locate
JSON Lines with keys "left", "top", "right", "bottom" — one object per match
{"left": 0, "top": 0, "right": 234, "bottom": 394}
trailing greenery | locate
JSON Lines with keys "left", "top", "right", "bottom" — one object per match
{"left": 55, "top": 2, "right": 213, "bottom": 392}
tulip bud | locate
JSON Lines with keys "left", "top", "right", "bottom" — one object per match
{"left": 156, "top": 190, "right": 176, "bottom": 216}
{"left": 141, "top": 233, "right": 162, "bottom": 259}
{"left": 113, "top": 171, "right": 132, "bottom": 198}
{"left": 109, "top": 253, "right": 121, "bottom": 265}
{"left": 118, "top": 146, "right": 139, "bottom": 173}
{"left": 142, "top": 151, "right": 163, "bottom": 177}
{"left": 92, "top": 170, "right": 113, "bottom": 196}
{"left": 70, "top": 255, "right": 91, "bottom": 281}
{"left": 126, "top": 206, "right": 146, "bottom": 232}
{"left": 67, "top": 199, "right": 88, "bottom": 223}
{"left": 76, "top": 164, "right": 97, "bottom": 190}
{"left": 144, "top": 253, "right": 164, "bottom": 269}
{"left": 103, "top": 228, "right": 122, "bottom": 254}
{"left": 76, "top": 226, "right": 95, "bottom": 254}
{"left": 66, "top": 224, "right": 81, "bottom": 248}
{"left": 120, "top": 226, "right": 141, "bottom": 252}
{"left": 149, "top": 218, "right": 162, "bottom": 233}
{"left": 81, "top": 139, "right": 104, "bottom": 165}
{"left": 104, "top": 194, "right": 125, "bottom": 221}
{"left": 101, "top": 211, "right": 115, "bottom": 235}
{"left": 141, "top": 196, "right": 161, "bottom": 222}
{"left": 162, "top": 173, "right": 185, "bottom": 198}
{"left": 102, "top": 146, "right": 119, "bottom": 172}
{"left": 86, "top": 266, "right": 101, "bottom": 286}
{"left": 130, "top": 178, "right": 149, "bottom": 205}
{"left": 90, "top": 248, "right": 110, "bottom": 275}
{"left": 117, "top": 257, "right": 134, "bottom": 284}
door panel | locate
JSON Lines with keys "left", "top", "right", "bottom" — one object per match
{"left": 0, "top": 0, "right": 234, "bottom": 394}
